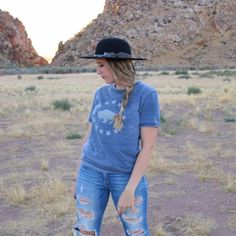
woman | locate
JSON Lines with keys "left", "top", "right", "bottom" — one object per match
{"left": 73, "top": 37, "right": 160, "bottom": 236}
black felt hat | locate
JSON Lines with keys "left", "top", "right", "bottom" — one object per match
{"left": 79, "top": 37, "right": 146, "bottom": 60}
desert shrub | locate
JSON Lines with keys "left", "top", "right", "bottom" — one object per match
{"left": 53, "top": 99, "right": 72, "bottom": 111}
{"left": 187, "top": 86, "right": 202, "bottom": 95}
{"left": 178, "top": 75, "right": 191, "bottom": 79}
{"left": 66, "top": 132, "right": 82, "bottom": 139}
{"left": 160, "top": 115, "right": 166, "bottom": 123}
{"left": 199, "top": 70, "right": 236, "bottom": 79}
{"left": 224, "top": 117, "right": 235, "bottom": 123}
{"left": 198, "top": 72, "right": 215, "bottom": 78}
{"left": 160, "top": 71, "right": 169, "bottom": 75}
{"left": 6, "top": 183, "right": 29, "bottom": 204}
{"left": 40, "top": 158, "right": 49, "bottom": 171}
{"left": 47, "top": 76, "right": 60, "bottom": 80}
{"left": 25, "top": 85, "right": 36, "bottom": 92}
{"left": 175, "top": 70, "right": 188, "bottom": 75}
{"left": 37, "top": 75, "right": 44, "bottom": 80}
{"left": 219, "top": 70, "right": 236, "bottom": 77}
{"left": 222, "top": 78, "right": 231, "bottom": 82}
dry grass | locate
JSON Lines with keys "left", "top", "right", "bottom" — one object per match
{"left": 228, "top": 214, "right": 236, "bottom": 231}
{"left": 179, "top": 214, "right": 216, "bottom": 236}
{"left": 156, "top": 226, "right": 168, "bottom": 236}
{"left": 5, "top": 183, "right": 29, "bottom": 205}
{"left": 0, "top": 70, "right": 235, "bottom": 235}
{"left": 40, "top": 158, "right": 49, "bottom": 171}
{"left": 157, "top": 214, "right": 216, "bottom": 236}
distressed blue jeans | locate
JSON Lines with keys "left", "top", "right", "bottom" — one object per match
{"left": 73, "top": 164, "right": 150, "bottom": 236}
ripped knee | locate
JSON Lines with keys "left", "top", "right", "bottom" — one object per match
{"left": 78, "top": 196, "right": 90, "bottom": 205}
{"left": 77, "top": 208, "right": 95, "bottom": 220}
{"left": 74, "top": 227, "right": 95, "bottom": 235}
{"left": 126, "top": 229, "right": 145, "bottom": 235}
{"left": 122, "top": 215, "right": 143, "bottom": 224}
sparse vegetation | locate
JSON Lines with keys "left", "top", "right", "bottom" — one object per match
{"left": 37, "top": 75, "right": 44, "bottom": 80}
{"left": 228, "top": 214, "right": 236, "bottom": 231}
{"left": 47, "top": 76, "right": 60, "bottom": 80}
{"left": 0, "top": 70, "right": 235, "bottom": 235}
{"left": 224, "top": 117, "right": 235, "bottom": 122}
{"left": 198, "top": 70, "right": 236, "bottom": 78}
{"left": 156, "top": 226, "right": 167, "bottom": 236}
{"left": 25, "top": 85, "right": 36, "bottom": 92}
{"left": 53, "top": 99, "right": 72, "bottom": 111}
{"left": 187, "top": 86, "right": 202, "bottom": 95}
{"left": 178, "top": 214, "right": 216, "bottom": 236}
{"left": 66, "top": 132, "right": 82, "bottom": 139}
{"left": 178, "top": 74, "right": 191, "bottom": 79}
{"left": 160, "top": 71, "right": 169, "bottom": 75}
{"left": 160, "top": 114, "right": 166, "bottom": 123}
{"left": 175, "top": 70, "right": 189, "bottom": 75}
{"left": 6, "top": 183, "right": 28, "bottom": 204}
{"left": 40, "top": 158, "right": 49, "bottom": 171}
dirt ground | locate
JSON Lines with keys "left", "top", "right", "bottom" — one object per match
{"left": 0, "top": 71, "right": 235, "bottom": 236}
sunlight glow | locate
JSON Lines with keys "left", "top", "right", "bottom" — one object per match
{"left": 1, "top": 0, "right": 106, "bottom": 61}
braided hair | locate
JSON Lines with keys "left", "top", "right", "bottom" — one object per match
{"left": 107, "top": 59, "right": 136, "bottom": 130}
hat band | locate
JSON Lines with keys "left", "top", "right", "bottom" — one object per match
{"left": 95, "top": 52, "right": 132, "bottom": 59}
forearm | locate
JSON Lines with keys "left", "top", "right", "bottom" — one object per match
{"left": 125, "top": 145, "right": 155, "bottom": 192}
{"left": 125, "top": 127, "right": 158, "bottom": 192}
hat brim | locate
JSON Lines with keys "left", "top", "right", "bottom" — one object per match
{"left": 79, "top": 56, "right": 146, "bottom": 60}
{"left": 79, "top": 52, "right": 146, "bottom": 60}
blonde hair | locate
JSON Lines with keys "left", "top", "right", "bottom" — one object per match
{"left": 107, "top": 59, "right": 135, "bottom": 130}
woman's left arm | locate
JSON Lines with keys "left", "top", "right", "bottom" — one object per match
{"left": 117, "top": 126, "right": 158, "bottom": 215}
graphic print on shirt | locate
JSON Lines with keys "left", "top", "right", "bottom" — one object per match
{"left": 92, "top": 100, "right": 126, "bottom": 136}
{"left": 97, "top": 109, "right": 116, "bottom": 124}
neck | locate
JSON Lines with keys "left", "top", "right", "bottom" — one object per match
{"left": 115, "top": 83, "right": 125, "bottom": 90}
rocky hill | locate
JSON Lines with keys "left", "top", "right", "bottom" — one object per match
{"left": 0, "top": 10, "right": 48, "bottom": 68}
{"left": 51, "top": 0, "right": 236, "bottom": 69}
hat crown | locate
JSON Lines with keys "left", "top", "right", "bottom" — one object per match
{"left": 95, "top": 37, "right": 131, "bottom": 55}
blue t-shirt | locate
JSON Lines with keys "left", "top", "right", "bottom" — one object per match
{"left": 81, "top": 80, "right": 160, "bottom": 173}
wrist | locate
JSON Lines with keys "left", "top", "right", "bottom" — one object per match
{"left": 125, "top": 185, "right": 135, "bottom": 193}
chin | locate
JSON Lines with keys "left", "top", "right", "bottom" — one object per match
{"left": 104, "top": 80, "right": 113, "bottom": 84}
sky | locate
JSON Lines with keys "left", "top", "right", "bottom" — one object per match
{"left": 1, "top": 0, "right": 106, "bottom": 61}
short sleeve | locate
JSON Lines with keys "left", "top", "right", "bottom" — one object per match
{"left": 140, "top": 91, "right": 160, "bottom": 127}
{"left": 88, "top": 89, "right": 99, "bottom": 123}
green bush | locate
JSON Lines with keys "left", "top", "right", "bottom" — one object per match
{"left": 25, "top": 85, "right": 36, "bottom": 92}
{"left": 224, "top": 117, "right": 235, "bottom": 123}
{"left": 53, "top": 99, "right": 72, "bottom": 111}
{"left": 199, "top": 70, "right": 236, "bottom": 79}
{"left": 37, "top": 75, "right": 44, "bottom": 80}
{"left": 187, "top": 86, "right": 202, "bottom": 95}
{"left": 160, "top": 115, "right": 166, "bottom": 123}
{"left": 66, "top": 132, "right": 82, "bottom": 139}
{"left": 175, "top": 70, "right": 188, "bottom": 75}
{"left": 47, "top": 77, "right": 60, "bottom": 80}
{"left": 178, "top": 75, "right": 191, "bottom": 79}
{"left": 160, "top": 71, "right": 169, "bottom": 75}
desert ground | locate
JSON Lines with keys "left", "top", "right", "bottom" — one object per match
{"left": 0, "top": 70, "right": 235, "bottom": 236}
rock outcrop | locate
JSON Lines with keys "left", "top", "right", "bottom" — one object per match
{"left": 0, "top": 10, "right": 48, "bottom": 67}
{"left": 51, "top": 0, "right": 236, "bottom": 68}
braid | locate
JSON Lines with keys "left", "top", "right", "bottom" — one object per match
{"left": 114, "top": 85, "right": 133, "bottom": 130}
{"left": 107, "top": 59, "right": 135, "bottom": 130}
